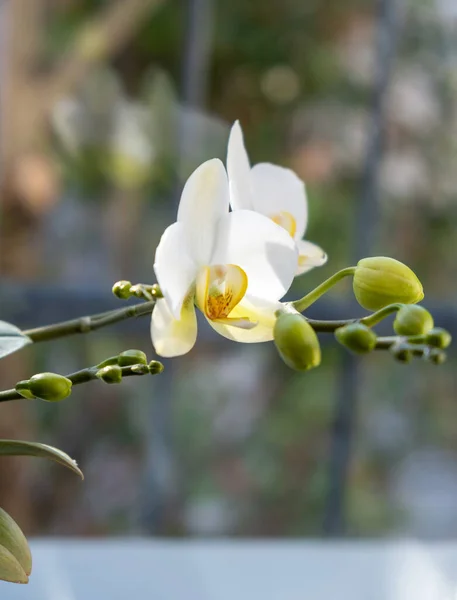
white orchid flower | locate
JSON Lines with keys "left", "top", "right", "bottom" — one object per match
{"left": 227, "top": 121, "right": 327, "bottom": 275}
{"left": 151, "top": 158, "right": 298, "bottom": 357}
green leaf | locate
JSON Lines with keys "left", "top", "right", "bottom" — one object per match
{"left": 0, "top": 440, "right": 83, "bottom": 479}
{"left": 0, "top": 322, "right": 31, "bottom": 360}
{"left": 0, "top": 508, "right": 31, "bottom": 577}
{"left": 0, "top": 544, "right": 28, "bottom": 584}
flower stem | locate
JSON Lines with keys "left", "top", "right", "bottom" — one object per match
{"left": 22, "top": 299, "right": 157, "bottom": 343}
{"left": 303, "top": 303, "right": 404, "bottom": 333}
{"left": 292, "top": 267, "right": 356, "bottom": 312}
{"left": 360, "top": 303, "right": 403, "bottom": 327}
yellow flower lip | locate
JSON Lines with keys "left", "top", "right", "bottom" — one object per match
{"left": 196, "top": 264, "right": 257, "bottom": 329}
{"left": 271, "top": 211, "right": 297, "bottom": 238}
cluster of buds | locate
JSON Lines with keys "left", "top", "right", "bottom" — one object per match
{"left": 112, "top": 281, "right": 162, "bottom": 302}
{"left": 14, "top": 350, "right": 164, "bottom": 401}
{"left": 273, "top": 257, "right": 451, "bottom": 370}
{"left": 95, "top": 349, "right": 163, "bottom": 383}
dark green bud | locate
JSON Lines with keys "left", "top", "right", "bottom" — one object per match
{"left": 335, "top": 323, "right": 377, "bottom": 354}
{"left": 118, "top": 349, "right": 147, "bottom": 367}
{"left": 112, "top": 280, "right": 132, "bottom": 299}
{"left": 14, "top": 381, "right": 35, "bottom": 400}
{"left": 96, "top": 365, "right": 122, "bottom": 384}
{"left": 428, "top": 348, "right": 447, "bottom": 365}
{"left": 353, "top": 257, "right": 424, "bottom": 311}
{"left": 273, "top": 312, "right": 321, "bottom": 371}
{"left": 148, "top": 360, "right": 164, "bottom": 375}
{"left": 0, "top": 508, "right": 31, "bottom": 578}
{"left": 393, "top": 304, "right": 434, "bottom": 336}
{"left": 390, "top": 342, "right": 412, "bottom": 363}
{"left": 426, "top": 327, "right": 452, "bottom": 349}
{"left": 16, "top": 373, "right": 72, "bottom": 402}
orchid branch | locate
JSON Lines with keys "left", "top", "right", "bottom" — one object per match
{"left": 22, "top": 299, "right": 157, "bottom": 343}
{"left": 0, "top": 358, "right": 163, "bottom": 403}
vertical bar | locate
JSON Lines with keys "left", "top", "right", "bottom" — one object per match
{"left": 0, "top": 0, "right": 9, "bottom": 177}
{"left": 323, "top": 0, "right": 398, "bottom": 536}
{"left": 181, "top": 0, "right": 214, "bottom": 108}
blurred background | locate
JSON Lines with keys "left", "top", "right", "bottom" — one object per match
{"left": 0, "top": 0, "right": 457, "bottom": 545}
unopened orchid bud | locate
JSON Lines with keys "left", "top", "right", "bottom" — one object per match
{"left": 335, "top": 323, "right": 377, "bottom": 354}
{"left": 148, "top": 360, "right": 164, "bottom": 375}
{"left": 426, "top": 327, "right": 452, "bottom": 349}
{"left": 14, "top": 381, "right": 35, "bottom": 400}
{"left": 393, "top": 304, "right": 434, "bottom": 336}
{"left": 130, "top": 364, "right": 150, "bottom": 375}
{"left": 112, "top": 280, "right": 132, "bottom": 299}
{"left": 273, "top": 312, "right": 321, "bottom": 371}
{"left": 96, "top": 365, "right": 122, "bottom": 384}
{"left": 16, "top": 373, "right": 72, "bottom": 402}
{"left": 118, "top": 349, "right": 147, "bottom": 367}
{"left": 390, "top": 342, "right": 412, "bottom": 363}
{"left": 151, "top": 284, "right": 163, "bottom": 298}
{"left": 428, "top": 348, "right": 447, "bottom": 365}
{"left": 353, "top": 257, "right": 424, "bottom": 311}
{"left": 0, "top": 508, "right": 31, "bottom": 579}
{"left": 95, "top": 356, "right": 119, "bottom": 369}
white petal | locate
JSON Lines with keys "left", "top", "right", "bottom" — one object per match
{"left": 211, "top": 210, "right": 298, "bottom": 301}
{"left": 154, "top": 221, "right": 197, "bottom": 318}
{"left": 206, "top": 295, "right": 281, "bottom": 343}
{"left": 250, "top": 163, "right": 308, "bottom": 239}
{"left": 296, "top": 239, "right": 328, "bottom": 275}
{"left": 151, "top": 297, "right": 197, "bottom": 357}
{"left": 177, "top": 158, "right": 229, "bottom": 265}
{"left": 227, "top": 121, "right": 254, "bottom": 211}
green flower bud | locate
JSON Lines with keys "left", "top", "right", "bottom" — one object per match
{"left": 353, "top": 257, "right": 424, "bottom": 311}
{"left": 335, "top": 323, "right": 377, "bottom": 354}
{"left": 95, "top": 356, "right": 119, "bottom": 369}
{"left": 118, "top": 349, "right": 147, "bottom": 367}
{"left": 428, "top": 348, "right": 447, "bottom": 365}
{"left": 148, "top": 360, "right": 164, "bottom": 375}
{"left": 0, "top": 508, "right": 31, "bottom": 578}
{"left": 16, "top": 373, "right": 72, "bottom": 402}
{"left": 393, "top": 304, "right": 434, "bottom": 336}
{"left": 14, "top": 381, "right": 35, "bottom": 400}
{"left": 426, "top": 327, "right": 452, "bottom": 349}
{"left": 151, "top": 284, "right": 163, "bottom": 298}
{"left": 112, "top": 280, "right": 132, "bottom": 299}
{"left": 390, "top": 342, "right": 412, "bottom": 363}
{"left": 130, "top": 364, "right": 150, "bottom": 375}
{"left": 96, "top": 365, "right": 122, "bottom": 384}
{"left": 273, "top": 312, "right": 321, "bottom": 371}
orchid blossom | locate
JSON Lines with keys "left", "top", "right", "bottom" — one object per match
{"left": 151, "top": 159, "right": 298, "bottom": 357}
{"left": 227, "top": 121, "right": 327, "bottom": 275}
